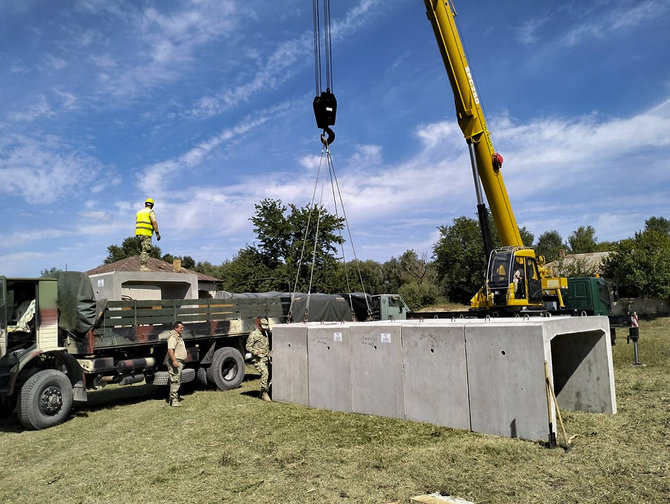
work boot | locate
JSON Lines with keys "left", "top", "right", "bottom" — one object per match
{"left": 261, "top": 391, "right": 272, "bottom": 402}
{"left": 140, "top": 265, "right": 151, "bottom": 272}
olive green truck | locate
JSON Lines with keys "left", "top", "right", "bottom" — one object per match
{"left": 0, "top": 272, "right": 407, "bottom": 429}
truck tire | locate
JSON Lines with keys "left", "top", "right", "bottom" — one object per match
{"left": 18, "top": 369, "right": 73, "bottom": 430}
{"left": 148, "top": 368, "right": 195, "bottom": 386}
{"left": 206, "top": 347, "right": 245, "bottom": 391}
{"left": 197, "top": 367, "right": 208, "bottom": 386}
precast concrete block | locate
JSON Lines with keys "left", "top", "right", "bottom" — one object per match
{"left": 544, "top": 316, "right": 616, "bottom": 414}
{"left": 307, "top": 323, "right": 352, "bottom": 412}
{"left": 350, "top": 323, "right": 404, "bottom": 418}
{"left": 401, "top": 323, "right": 470, "bottom": 429}
{"left": 465, "top": 321, "right": 550, "bottom": 440}
{"left": 271, "top": 324, "right": 309, "bottom": 405}
{"left": 464, "top": 316, "right": 616, "bottom": 441}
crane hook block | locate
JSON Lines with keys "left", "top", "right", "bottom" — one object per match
{"left": 313, "top": 88, "right": 337, "bottom": 129}
{"left": 492, "top": 152, "right": 503, "bottom": 172}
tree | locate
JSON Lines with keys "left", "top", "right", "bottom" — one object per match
{"left": 432, "top": 216, "right": 488, "bottom": 304}
{"left": 398, "top": 281, "right": 443, "bottom": 310}
{"left": 603, "top": 229, "right": 670, "bottom": 298}
{"left": 519, "top": 227, "right": 534, "bottom": 248}
{"left": 644, "top": 216, "right": 670, "bottom": 236}
{"left": 105, "top": 237, "right": 162, "bottom": 264}
{"left": 535, "top": 230, "right": 565, "bottom": 262}
{"left": 223, "top": 199, "right": 346, "bottom": 293}
{"left": 218, "top": 247, "right": 278, "bottom": 292}
{"left": 40, "top": 267, "right": 62, "bottom": 277}
{"left": 568, "top": 225, "right": 598, "bottom": 254}
{"left": 162, "top": 254, "right": 196, "bottom": 270}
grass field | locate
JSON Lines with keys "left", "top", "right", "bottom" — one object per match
{"left": 0, "top": 318, "right": 668, "bottom": 504}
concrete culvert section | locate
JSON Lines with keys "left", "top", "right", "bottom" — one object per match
{"left": 272, "top": 316, "right": 616, "bottom": 443}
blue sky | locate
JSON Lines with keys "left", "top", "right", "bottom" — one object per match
{"left": 1, "top": 0, "right": 669, "bottom": 277}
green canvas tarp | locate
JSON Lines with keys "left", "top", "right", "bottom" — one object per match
{"left": 50, "top": 271, "right": 104, "bottom": 334}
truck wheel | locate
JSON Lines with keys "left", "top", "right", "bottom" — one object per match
{"left": 206, "top": 347, "right": 245, "bottom": 391}
{"left": 197, "top": 367, "right": 208, "bottom": 386}
{"left": 18, "top": 369, "right": 73, "bottom": 430}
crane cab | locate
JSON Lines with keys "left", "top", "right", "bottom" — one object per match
{"left": 471, "top": 247, "right": 565, "bottom": 312}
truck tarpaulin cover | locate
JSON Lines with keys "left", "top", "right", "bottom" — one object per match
{"left": 50, "top": 272, "right": 102, "bottom": 334}
{"left": 215, "top": 291, "right": 358, "bottom": 322}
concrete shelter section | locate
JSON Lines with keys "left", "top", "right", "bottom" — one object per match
{"left": 307, "top": 324, "right": 352, "bottom": 412}
{"left": 465, "top": 323, "right": 550, "bottom": 440}
{"left": 350, "top": 323, "right": 404, "bottom": 418}
{"left": 271, "top": 325, "right": 309, "bottom": 405}
{"left": 401, "top": 324, "right": 470, "bottom": 429}
{"left": 272, "top": 316, "right": 616, "bottom": 442}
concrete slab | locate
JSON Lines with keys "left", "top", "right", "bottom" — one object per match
{"left": 307, "top": 323, "right": 352, "bottom": 412}
{"left": 350, "top": 323, "right": 404, "bottom": 418}
{"left": 271, "top": 324, "right": 309, "bottom": 405}
{"left": 401, "top": 324, "right": 470, "bottom": 429}
{"left": 465, "top": 323, "right": 550, "bottom": 440}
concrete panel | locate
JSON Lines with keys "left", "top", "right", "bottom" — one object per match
{"left": 401, "top": 324, "right": 470, "bottom": 430}
{"left": 271, "top": 324, "right": 309, "bottom": 405}
{"left": 272, "top": 316, "right": 615, "bottom": 443}
{"left": 307, "top": 324, "right": 352, "bottom": 412}
{"left": 546, "top": 316, "right": 616, "bottom": 414}
{"left": 465, "top": 323, "right": 550, "bottom": 441}
{"left": 350, "top": 323, "right": 404, "bottom": 418}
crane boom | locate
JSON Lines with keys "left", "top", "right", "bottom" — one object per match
{"left": 423, "top": 0, "right": 523, "bottom": 247}
{"left": 422, "top": 0, "right": 566, "bottom": 311}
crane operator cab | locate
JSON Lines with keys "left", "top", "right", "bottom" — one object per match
{"left": 476, "top": 247, "right": 546, "bottom": 311}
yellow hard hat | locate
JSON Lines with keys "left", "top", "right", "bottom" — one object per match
{"left": 145, "top": 198, "right": 155, "bottom": 206}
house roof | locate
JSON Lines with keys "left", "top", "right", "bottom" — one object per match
{"left": 86, "top": 256, "right": 221, "bottom": 283}
{"left": 543, "top": 251, "right": 611, "bottom": 276}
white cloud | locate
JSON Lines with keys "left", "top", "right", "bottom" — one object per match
{"left": 0, "top": 134, "right": 107, "bottom": 203}
{"left": 560, "top": 0, "right": 666, "bottom": 47}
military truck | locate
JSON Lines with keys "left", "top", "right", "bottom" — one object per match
{"left": 0, "top": 272, "right": 407, "bottom": 430}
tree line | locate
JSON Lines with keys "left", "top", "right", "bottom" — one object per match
{"left": 46, "top": 199, "right": 670, "bottom": 310}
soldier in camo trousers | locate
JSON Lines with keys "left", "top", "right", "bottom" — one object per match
{"left": 246, "top": 317, "right": 272, "bottom": 401}
{"left": 167, "top": 320, "right": 186, "bottom": 407}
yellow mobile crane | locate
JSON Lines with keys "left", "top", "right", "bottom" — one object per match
{"left": 423, "top": 0, "right": 567, "bottom": 312}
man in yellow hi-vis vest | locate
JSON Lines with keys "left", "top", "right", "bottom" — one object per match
{"left": 135, "top": 198, "right": 161, "bottom": 271}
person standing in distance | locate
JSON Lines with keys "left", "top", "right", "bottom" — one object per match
{"left": 246, "top": 317, "right": 272, "bottom": 401}
{"left": 167, "top": 320, "right": 186, "bottom": 407}
{"left": 135, "top": 197, "right": 160, "bottom": 271}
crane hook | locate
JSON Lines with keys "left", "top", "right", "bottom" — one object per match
{"left": 321, "top": 126, "right": 335, "bottom": 146}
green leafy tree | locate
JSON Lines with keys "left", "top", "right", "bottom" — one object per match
{"left": 161, "top": 254, "right": 196, "bottom": 270}
{"left": 644, "top": 216, "right": 670, "bottom": 236}
{"left": 40, "top": 266, "right": 63, "bottom": 277}
{"left": 218, "top": 247, "right": 278, "bottom": 292}
{"left": 603, "top": 229, "right": 670, "bottom": 298}
{"left": 519, "top": 227, "right": 534, "bottom": 248}
{"left": 333, "top": 259, "right": 387, "bottom": 294}
{"left": 223, "top": 199, "right": 345, "bottom": 293}
{"left": 398, "top": 281, "right": 443, "bottom": 310}
{"left": 105, "top": 237, "right": 162, "bottom": 264}
{"left": 433, "top": 216, "right": 488, "bottom": 304}
{"left": 193, "top": 261, "right": 223, "bottom": 279}
{"left": 535, "top": 230, "right": 565, "bottom": 262}
{"left": 568, "top": 225, "right": 598, "bottom": 254}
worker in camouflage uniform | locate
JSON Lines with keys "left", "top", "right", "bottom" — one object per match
{"left": 135, "top": 197, "right": 160, "bottom": 271}
{"left": 167, "top": 320, "right": 186, "bottom": 407}
{"left": 246, "top": 317, "right": 272, "bottom": 401}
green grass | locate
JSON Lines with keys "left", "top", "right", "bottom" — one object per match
{"left": 0, "top": 319, "right": 668, "bottom": 504}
